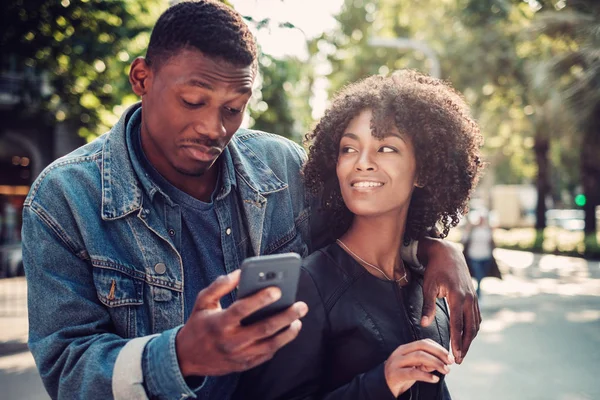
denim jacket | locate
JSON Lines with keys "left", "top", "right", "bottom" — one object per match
{"left": 22, "top": 103, "right": 314, "bottom": 400}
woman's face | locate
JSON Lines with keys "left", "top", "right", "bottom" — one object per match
{"left": 336, "top": 109, "right": 418, "bottom": 219}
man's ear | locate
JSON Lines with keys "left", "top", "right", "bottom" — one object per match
{"left": 129, "top": 57, "right": 152, "bottom": 96}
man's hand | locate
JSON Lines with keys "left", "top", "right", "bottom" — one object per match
{"left": 418, "top": 237, "right": 481, "bottom": 364}
{"left": 176, "top": 269, "right": 308, "bottom": 377}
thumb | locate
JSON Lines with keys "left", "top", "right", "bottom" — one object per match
{"left": 193, "top": 269, "right": 241, "bottom": 311}
{"left": 421, "top": 281, "right": 438, "bottom": 327}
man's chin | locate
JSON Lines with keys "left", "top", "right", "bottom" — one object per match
{"left": 174, "top": 161, "right": 214, "bottom": 177}
{"left": 175, "top": 167, "right": 208, "bottom": 177}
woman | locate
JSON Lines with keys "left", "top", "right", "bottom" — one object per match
{"left": 234, "top": 70, "right": 483, "bottom": 400}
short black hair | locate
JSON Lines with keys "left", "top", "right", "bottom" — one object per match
{"left": 303, "top": 70, "right": 483, "bottom": 241}
{"left": 146, "top": 0, "right": 257, "bottom": 70}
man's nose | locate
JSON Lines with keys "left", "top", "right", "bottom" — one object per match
{"left": 194, "top": 111, "right": 227, "bottom": 140}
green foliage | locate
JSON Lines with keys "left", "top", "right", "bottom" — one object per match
{"left": 241, "top": 18, "right": 314, "bottom": 144}
{"left": 247, "top": 54, "right": 303, "bottom": 141}
{"left": 0, "top": 0, "right": 167, "bottom": 139}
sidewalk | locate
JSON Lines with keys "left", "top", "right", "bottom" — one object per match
{"left": 0, "top": 277, "right": 29, "bottom": 356}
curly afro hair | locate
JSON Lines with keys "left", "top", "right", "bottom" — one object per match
{"left": 303, "top": 70, "right": 484, "bottom": 241}
{"left": 146, "top": 0, "right": 257, "bottom": 70}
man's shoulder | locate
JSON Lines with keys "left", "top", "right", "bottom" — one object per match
{"left": 232, "top": 128, "right": 307, "bottom": 164}
{"left": 25, "top": 134, "right": 108, "bottom": 206}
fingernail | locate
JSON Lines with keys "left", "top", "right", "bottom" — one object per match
{"left": 448, "top": 354, "right": 455, "bottom": 364}
{"left": 432, "top": 375, "right": 440, "bottom": 382}
{"left": 269, "top": 288, "right": 282, "bottom": 300}
{"left": 295, "top": 302, "right": 308, "bottom": 316}
{"left": 421, "top": 316, "right": 429, "bottom": 326}
{"left": 291, "top": 319, "right": 302, "bottom": 330}
{"left": 456, "top": 350, "right": 462, "bottom": 364}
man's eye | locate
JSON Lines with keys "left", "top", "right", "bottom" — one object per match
{"left": 379, "top": 146, "right": 397, "bottom": 153}
{"left": 182, "top": 99, "right": 204, "bottom": 108}
{"left": 225, "top": 106, "right": 242, "bottom": 115}
{"left": 340, "top": 146, "right": 357, "bottom": 153}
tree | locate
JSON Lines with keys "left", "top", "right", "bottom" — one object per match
{"left": 535, "top": 1, "right": 600, "bottom": 248}
{"left": 0, "top": 0, "right": 166, "bottom": 140}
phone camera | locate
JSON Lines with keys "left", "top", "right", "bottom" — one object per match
{"left": 265, "top": 271, "right": 277, "bottom": 280}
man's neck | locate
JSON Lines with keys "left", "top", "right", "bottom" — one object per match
{"left": 169, "top": 166, "right": 219, "bottom": 202}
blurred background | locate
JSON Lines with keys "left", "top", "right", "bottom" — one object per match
{"left": 0, "top": 0, "right": 599, "bottom": 399}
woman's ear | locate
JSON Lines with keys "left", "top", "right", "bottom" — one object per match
{"left": 129, "top": 57, "right": 152, "bottom": 96}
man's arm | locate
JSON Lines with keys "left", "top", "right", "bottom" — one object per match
{"left": 24, "top": 204, "right": 308, "bottom": 399}
{"left": 415, "top": 237, "right": 481, "bottom": 364}
{"left": 23, "top": 205, "right": 157, "bottom": 399}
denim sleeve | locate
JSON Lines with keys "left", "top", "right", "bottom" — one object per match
{"left": 142, "top": 326, "right": 206, "bottom": 399}
{"left": 401, "top": 239, "right": 425, "bottom": 274}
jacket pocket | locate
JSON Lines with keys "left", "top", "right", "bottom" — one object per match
{"left": 92, "top": 260, "right": 144, "bottom": 338}
{"left": 93, "top": 265, "right": 144, "bottom": 307}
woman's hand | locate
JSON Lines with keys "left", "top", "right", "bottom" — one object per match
{"left": 384, "top": 339, "right": 453, "bottom": 397}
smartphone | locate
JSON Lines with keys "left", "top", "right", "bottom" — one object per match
{"left": 237, "top": 252, "right": 302, "bottom": 326}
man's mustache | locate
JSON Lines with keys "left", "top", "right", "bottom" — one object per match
{"left": 179, "top": 138, "right": 225, "bottom": 149}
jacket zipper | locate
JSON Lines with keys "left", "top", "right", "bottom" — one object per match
{"left": 393, "top": 283, "right": 420, "bottom": 399}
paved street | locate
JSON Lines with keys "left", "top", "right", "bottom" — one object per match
{"left": 446, "top": 249, "right": 600, "bottom": 400}
{"left": 1, "top": 249, "right": 599, "bottom": 400}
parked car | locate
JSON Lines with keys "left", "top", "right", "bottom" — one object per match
{"left": 0, "top": 243, "right": 23, "bottom": 278}
{"left": 545, "top": 209, "right": 585, "bottom": 231}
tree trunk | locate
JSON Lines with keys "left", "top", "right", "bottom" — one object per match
{"left": 581, "top": 131, "right": 599, "bottom": 242}
{"left": 534, "top": 135, "right": 550, "bottom": 231}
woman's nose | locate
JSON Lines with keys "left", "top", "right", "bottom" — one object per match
{"left": 355, "top": 153, "right": 376, "bottom": 171}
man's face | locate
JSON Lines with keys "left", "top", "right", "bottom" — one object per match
{"left": 131, "top": 49, "right": 255, "bottom": 187}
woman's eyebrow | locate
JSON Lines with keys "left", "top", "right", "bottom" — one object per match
{"left": 341, "top": 132, "right": 359, "bottom": 140}
{"left": 385, "top": 132, "right": 407, "bottom": 143}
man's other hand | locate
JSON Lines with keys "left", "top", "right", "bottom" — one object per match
{"left": 175, "top": 270, "right": 308, "bottom": 377}
{"left": 419, "top": 238, "right": 481, "bottom": 364}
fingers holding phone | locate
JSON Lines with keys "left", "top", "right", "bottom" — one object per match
{"left": 175, "top": 253, "right": 306, "bottom": 377}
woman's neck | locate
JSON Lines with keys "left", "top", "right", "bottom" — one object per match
{"left": 339, "top": 213, "right": 407, "bottom": 280}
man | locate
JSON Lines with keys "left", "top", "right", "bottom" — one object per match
{"left": 22, "top": 1, "right": 479, "bottom": 399}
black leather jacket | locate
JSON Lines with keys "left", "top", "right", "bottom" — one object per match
{"left": 235, "top": 243, "right": 452, "bottom": 400}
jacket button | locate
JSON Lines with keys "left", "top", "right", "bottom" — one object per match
{"left": 154, "top": 263, "right": 167, "bottom": 275}
{"left": 226, "top": 228, "right": 232, "bottom": 235}
{"left": 168, "top": 229, "right": 175, "bottom": 236}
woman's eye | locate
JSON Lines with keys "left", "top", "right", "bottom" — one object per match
{"left": 340, "top": 146, "right": 357, "bottom": 153}
{"left": 379, "top": 146, "right": 397, "bottom": 153}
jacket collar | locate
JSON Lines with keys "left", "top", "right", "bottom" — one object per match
{"left": 101, "top": 103, "right": 287, "bottom": 220}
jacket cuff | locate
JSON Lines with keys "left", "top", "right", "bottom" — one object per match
{"left": 365, "top": 363, "right": 399, "bottom": 400}
{"left": 112, "top": 334, "right": 159, "bottom": 400}
{"left": 401, "top": 240, "right": 425, "bottom": 274}
{"left": 143, "top": 326, "right": 204, "bottom": 399}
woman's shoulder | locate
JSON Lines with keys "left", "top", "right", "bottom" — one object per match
{"left": 300, "top": 244, "right": 359, "bottom": 309}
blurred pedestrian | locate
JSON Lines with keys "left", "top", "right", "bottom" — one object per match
{"left": 462, "top": 211, "right": 502, "bottom": 299}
